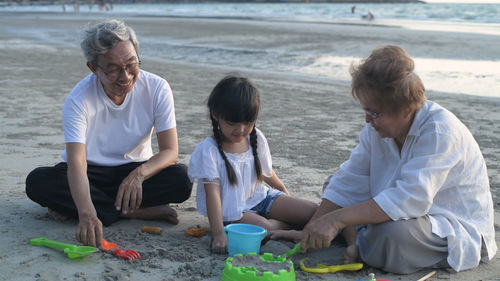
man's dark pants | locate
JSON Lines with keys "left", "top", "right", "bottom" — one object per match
{"left": 25, "top": 162, "right": 192, "bottom": 226}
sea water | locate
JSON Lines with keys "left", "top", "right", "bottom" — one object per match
{"left": 2, "top": 2, "right": 499, "bottom": 98}
{"left": 3, "top": 2, "right": 500, "bottom": 24}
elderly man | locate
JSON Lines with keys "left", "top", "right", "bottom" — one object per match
{"left": 26, "top": 19, "right": 192, "bottom": 248}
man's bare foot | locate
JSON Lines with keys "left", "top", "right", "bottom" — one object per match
{"left": 342, "top": 244, "right": 359, "bottom": 264}
{"left": 269, "top": 229, "right": 304, "bottom": 243}
{"left": 121, "top": 205, "right": 179, "bottom": 225}
{"left": 48, "top": 208, "right": 70, "bottom": 222}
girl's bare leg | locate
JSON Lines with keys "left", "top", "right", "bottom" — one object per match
{"left": 239, "top": 212, "right": 289, "bottom": 231}
{"left": 269, "top": 229, "right": 304, "bottom": 243}
{"left": 263, "top": 195, "right": 318, "bottom": 241}
{"left": 268, "top": 195, "right": 318, "bottom": 227}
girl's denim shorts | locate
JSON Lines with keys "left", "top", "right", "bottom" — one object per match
{"left": 223, "top": 188, "right": 283, "bottom": 225}
{"left": 248, "top": 188, "right": 284, "bottom": 218}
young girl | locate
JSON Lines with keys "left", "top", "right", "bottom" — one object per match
{"left": 188, "top": 75, "right": 318, "bottom": 254}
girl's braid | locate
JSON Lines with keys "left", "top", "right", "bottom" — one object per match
{"left": 211, "top": 116, "right": 237, "bottom": 185}
{"left": 249, "top": 127, "right": 263, "bottom": 181}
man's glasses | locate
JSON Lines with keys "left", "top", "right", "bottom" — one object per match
{"left": 364, "top": 108, "right": 383, "bottom": 120}
{"left": 96, "top": 61, "right": 141, "bottom": 80}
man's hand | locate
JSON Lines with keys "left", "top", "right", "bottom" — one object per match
{"left": 115, "top": 169, "right": 144, "bottom": 215}
{"left": 76, "top": 213, "right": 103, "bottom": 248}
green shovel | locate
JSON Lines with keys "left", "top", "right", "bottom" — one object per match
{"left": 283, "top": 242, "right": 303, "bottom": 259}
{"left": 30, "top": 237, "right": 98, "bottom": 259}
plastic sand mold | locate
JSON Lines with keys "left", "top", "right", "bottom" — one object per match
{"left": 30, "top": 237, "right": 98, "bottom": 259}
{"left": 141, "top": 226, "right": 162, "bottom": 235}
{"left": 186, "top": 226, "right": 210, "bottom": 237}
{"left": 221, "top": 242, "right": 304, "bottom": 281}
{"left": 221, "top": 252, "right": 295, "bottom": 281}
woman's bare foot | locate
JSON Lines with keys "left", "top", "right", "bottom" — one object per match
{"left": 48, "top": 208, "right": 70, "bottom": 222}
{"left": 342, "top": 244, "right": 359, "bottom": 264}
{"left": 121, "top": 204, "right": 179, "bottom": 225}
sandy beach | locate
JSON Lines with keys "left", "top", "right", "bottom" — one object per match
{"left": 0, "top": 11, "right": 499, "bottom": 281}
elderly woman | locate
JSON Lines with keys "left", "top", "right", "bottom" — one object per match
{"left": 273, "top": 45, "right": 496, "bottom": 274}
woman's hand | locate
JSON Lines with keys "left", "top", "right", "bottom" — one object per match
{"left": 115, "top": 169, "right": 144, "bottom": 215}
{"left": 300, "top": 212, "right": 343, "bottom": 252}
{"left": 211, "top": 233, "right": 228, "bottom": 254}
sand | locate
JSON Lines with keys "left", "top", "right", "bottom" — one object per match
{"left": 0, "top": 11, "right": 499, "bottom": 281}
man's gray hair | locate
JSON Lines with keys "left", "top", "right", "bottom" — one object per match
{"left": 81, "top": 19, "right": 139, "bottom": 65}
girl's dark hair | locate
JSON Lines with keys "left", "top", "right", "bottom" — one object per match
{"left": 207, "top": 75, "right": 262, "bottom": 186}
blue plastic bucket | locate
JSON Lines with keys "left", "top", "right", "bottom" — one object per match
{"left": 224, "top": 223, "right": 267, "bottom": 257}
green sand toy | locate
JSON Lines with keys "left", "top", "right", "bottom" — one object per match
{"left": 30, "top": 237, "right": 98, "bottom": 259}
{"left": 221, "top": 243, "right": 303, "bottom": 281}
{"left": 221, "top": 252, "right": 295, "bottom": 281}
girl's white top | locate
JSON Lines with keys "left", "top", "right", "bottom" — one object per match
{"left": 188, "top": 128, "right": 273, "bottom": 222}
{"left": 322, "top": 100, "right": 497, "bottom": 272}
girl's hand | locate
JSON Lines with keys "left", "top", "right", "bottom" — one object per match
{"left": 211, "top": 233, "right": 228, "bottom": 254}
{"left": 280, "top": 185, "right": 290, "bottom": 195}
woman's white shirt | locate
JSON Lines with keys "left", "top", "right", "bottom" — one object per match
{"left": 322, "top": 100, "right": 496, "bottom": 272}
{"left": 188, "top": 128, "right": 273, "bottom": 222}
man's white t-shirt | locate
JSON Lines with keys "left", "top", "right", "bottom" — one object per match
{"left": 62, "top": 70, "right": 176, "bottom": 166}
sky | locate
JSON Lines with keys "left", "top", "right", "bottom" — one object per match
{"left": 424, "top": 0, "right": 500, "bottom": 2}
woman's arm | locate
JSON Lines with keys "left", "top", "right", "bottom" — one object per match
{"left": 301, "top": 199, "right": 390, "bottom": 251}
{"left": 263, "top": 170, "right": 290, "bottom": 195}
{"left": 204, "top": 182, "right": 227, "bottom": 254}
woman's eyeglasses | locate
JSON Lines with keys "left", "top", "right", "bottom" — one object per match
{"left": 364, "top": 108, "right": 383, "bottom": 120}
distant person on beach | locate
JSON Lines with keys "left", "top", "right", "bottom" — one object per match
{"left": 271, "top": 45, "right": 497, "bottom": 273}
{"left": 351, "top": 5, "right": 356, "bottom": 14}
{"left": 73, "top": 0, "right": 80, "bottom": 14}
{"left": 188, "top": 75, "right": 318, "bottom": 254}
{"left": 97, "top": 0, "right": 104, "bottom": 11}
{"left": 362, "top": 11, "right": 374, "bottom": 21}
{"left": 25, "top": 20, "right": 192, "bottom": 248}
